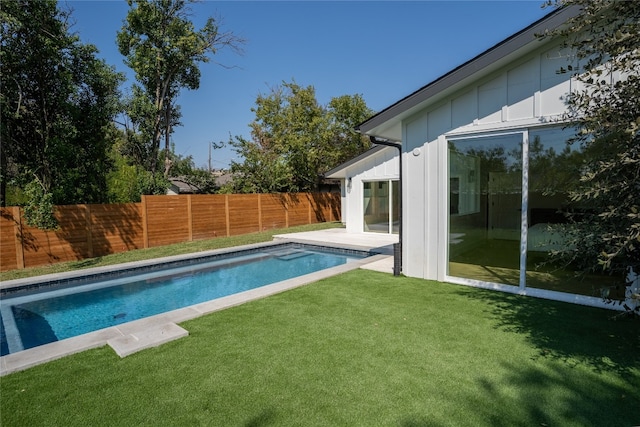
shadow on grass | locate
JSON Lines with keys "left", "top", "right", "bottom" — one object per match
{"left": 474, "top": 361, "right": 638, "bottom": 426}
{"left": 244, "top": 408, "right": 277, "bottom": 427}
{"left": 455, "top": 287, "right": 640, "bottom": 376}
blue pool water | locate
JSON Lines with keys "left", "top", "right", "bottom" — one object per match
{"left": 0, "top": 245, "right": 366, "bottom": 356}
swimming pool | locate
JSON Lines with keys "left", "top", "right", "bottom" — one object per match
{"left": 0, "top": 243, "right": 370, "bottom": 356}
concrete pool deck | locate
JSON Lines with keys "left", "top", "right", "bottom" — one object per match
{"left": 1, "top": 231, "right": 397, "bottom": 376}
{"left": 274, "top": 229, "right": 398, "bottom": 274}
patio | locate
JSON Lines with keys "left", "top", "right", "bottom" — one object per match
{"left": 273, "top": 228, "right": 398, "bottom": 274}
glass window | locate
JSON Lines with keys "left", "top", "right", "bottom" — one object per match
{"left": 446, "top": 127, "right": 622, "bottom": 299}
{"left": 392, "top": 180, "right": 399, "bottom": 234}
{"left": 363, "top": 180, "right": 398, "bottom": 234}
{"left": 525, "top": 128, "right": 622, "bottom": 298}
{"left": 448, "top": 133, "right": 523, "bottom": 287}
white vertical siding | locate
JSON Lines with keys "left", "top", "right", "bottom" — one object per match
{"left": 401, "top": 43, "right": 575, "bottom": 280}
{"left": 539, "top": 46, "right": 574, "bottom": 116}
{"left": 451, "top": 89, "right": 477, "bottom": 129}
{"left": 478, "top": 74, "right": 507, "bottom": 124}
{"left": 341, "top": 147, "right": 398, "bottom": 233}
{"left": 507, "top": 58, "right": 536, "bottom": 120}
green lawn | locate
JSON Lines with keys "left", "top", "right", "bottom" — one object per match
{"left": 1, "top": 270, "right": 638, "bottom": 426}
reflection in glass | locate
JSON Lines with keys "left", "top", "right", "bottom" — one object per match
{"left": 448, "top": 134, "right": 523, "bottom": 286}
{"left": 392, "top": 180, "right": 399, "bottom": 234}
{"left": 363, "top": 180, "right": 400, "bottom": 234}
{"left": 525, "top": 128, "right": 621, "bottom": 298}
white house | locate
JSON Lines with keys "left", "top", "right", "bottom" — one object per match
{"left": 325, "top": 145, "right": 399, "bottom": 235}
{"left": 331, "top": 5, "right": 635, "bottom": 309}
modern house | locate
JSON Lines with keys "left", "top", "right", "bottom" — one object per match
{"left": 325, "top": 145, "right": 399, "bottom": 235}
{"left": 328, "top": 5, "right": 638, "bottom": 309}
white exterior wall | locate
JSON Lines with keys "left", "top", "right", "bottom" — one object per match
{"left": 339, "top": 147, "right": 399, "bottom": 234}
{"left": 401, "top": 43, "right": 576, "bottom": 281}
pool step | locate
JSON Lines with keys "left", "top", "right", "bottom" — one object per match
{"left": 108, "top": 322, "right": 188, "bottom": 358}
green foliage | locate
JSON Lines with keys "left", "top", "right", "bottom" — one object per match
{"left": 117, "top": 0, "right": 243, "bottom": 177}
{"left": 227, "top": 81, "right": 373, "bottom": 193}
{"left": 325, "top": 94, "right": 374, "bottom": 166}
{"left": 22, "top": 178, "right": 58, "bottom": 230}
{"left": 541, "top": 1, "right": 640, "bottom": 292}
{"left": 224, "top": 135, "right": 294, "bottom": 193}
{"left": 167, "top": 148, "right": 219, "bottom": 193}
{"left": 136, "top": 170, "right": 171, "bottom": 197}
{"left": 0, "top": 0, "right": 123, "bottom": 222}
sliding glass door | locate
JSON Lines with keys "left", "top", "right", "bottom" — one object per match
{"left": 448, "top": 133, "right": 523, "bottom": 286}
{"left": 447, "top": 127, "right": 618, "bottom": 298}
{"left": 363, "top": 180, "right": 399, "bottom": 234}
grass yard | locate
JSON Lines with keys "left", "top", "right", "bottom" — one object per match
{"left": 1, "top": 270, "right": 638, "bottom": 426}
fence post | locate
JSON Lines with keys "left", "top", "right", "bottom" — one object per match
{"left": 187, "top": 195, "right": 193, "bottom": 242}
{"left": 284, "top": 194, "right": 289, "bottom": 228}
{"left": 12, "top": 206, "right": 25, "bottom": 269}
{"left": 84, "top": 204, "right": 93, "bottom": 259}
{"left": 225, "top": 194, "right": 230, "bottom": 237}
{"left": 258, "top": 194, "right": 263, "bottom": 231}
{"left": 141, "top": 195, "right": 149, "bottom": 249}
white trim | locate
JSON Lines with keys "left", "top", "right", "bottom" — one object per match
{"left": 519, "top": 130, "right": 529, "bottom": 290}
{"left": 445, "top": 117, "right": 567, "bottom": 139}
{"left": 443, "top": 275, "right": 625, "bottom": 311}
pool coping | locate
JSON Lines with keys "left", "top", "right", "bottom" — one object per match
{"left": 0, "top": 241, "right": 390, "bottom": 376}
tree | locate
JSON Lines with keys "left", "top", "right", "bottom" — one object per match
{"left": 541, "top": 1, "right": 640, "bottom": 308}
{"left": 325, "top": 94, "right": 374, "bottom": 167}
{"left": 117, "top": 0, "right": 244, "bottom": 178}
{"left": 227, "top": 81, "right": 373, "bottom": 193}
{"left": 0, "top": 0, "right": 123, "bottom": 227}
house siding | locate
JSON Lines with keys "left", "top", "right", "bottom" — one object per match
{"left": 336, "top": 147, "right": 399, "bottom": 234}
{"left": 401, "top": 42, "right": 575, "bottom": 280}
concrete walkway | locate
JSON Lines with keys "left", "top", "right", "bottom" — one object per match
{"left": 273, "top": 228, "right": 397, "bottom": 254}
{"left": 1, "top": 232, "right": 397, "bottom": 375}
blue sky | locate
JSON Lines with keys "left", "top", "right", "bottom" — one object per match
{"left": 65, "top": 0, "right": 553, "bottom": 169}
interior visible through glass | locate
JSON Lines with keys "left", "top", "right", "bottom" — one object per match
{"left": 447, "top": 127, "right": 623, "bottom": 298}
{"left": 525, "top": 128, "right": 622, "bottom": 298}
{"left": 363, "top": 180, "right": 399, "bottom": 234}
{"left": 448, "top": 133, "right": 523, "bottom": 286}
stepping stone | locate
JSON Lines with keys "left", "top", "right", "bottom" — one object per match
{"left": 108, "top": 323, "right": 188, "bottom": 358}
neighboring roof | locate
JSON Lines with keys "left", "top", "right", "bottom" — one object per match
{"left": 168, "top": 177, "right": 200, "bottom": 194}
{"left": 324, "top": 145, "right": 389, "bottom": 179}
{"left": 214, "top": 172, "right": 234, "bottom": 186}
{"left": 357, "top": 5, "right": 581, "bottom": 141}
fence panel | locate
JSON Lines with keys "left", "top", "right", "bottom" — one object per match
{"left": 0, "top": 208, "right": 19, "bottom": 271}
{"left": 190, "top": 194, "right": 228, "bottom": 239}
{"left": 227, "top": 194, "right": 260, "bottom": 236}
{"left": 260, "top": 194, "right": 288, "bottom": 230}
{"left": 310, "top": 192, "right": 340, "bottom": 223}
{"left": 21, "top": 205, "right": 90, "bottom": 268}
{"left": 90, "top": 203, "right": 144, "bottom": 256}
{"left": 144, "top": 195, "right": 190, "bottom": 247}
{"left": 0, "top": 192, "right": 340, "bottom": 272}
{"left": 287, "top": 194, "right": 311, "bottom": 227}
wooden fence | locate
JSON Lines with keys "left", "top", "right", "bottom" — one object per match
{"left": 0, "top": 193, "right": 340, "bottom": 272}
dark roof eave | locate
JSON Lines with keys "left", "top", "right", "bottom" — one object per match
{"left": 357, "top": 5, "right": 581, "bottom": 135}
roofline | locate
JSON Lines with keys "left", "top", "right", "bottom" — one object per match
{"left": 324, "top": 145, "right": 388, "bottom": 178}
{"left": 357, "top": 5, "right": 581, "bottom": 134}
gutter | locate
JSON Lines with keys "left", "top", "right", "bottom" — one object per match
{"left": 369, "top": 136, "right": 402, "bottom": 276}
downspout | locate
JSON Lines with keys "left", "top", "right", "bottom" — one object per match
{"left": 369, "top": 136, "right": 402, "bottom": 276}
